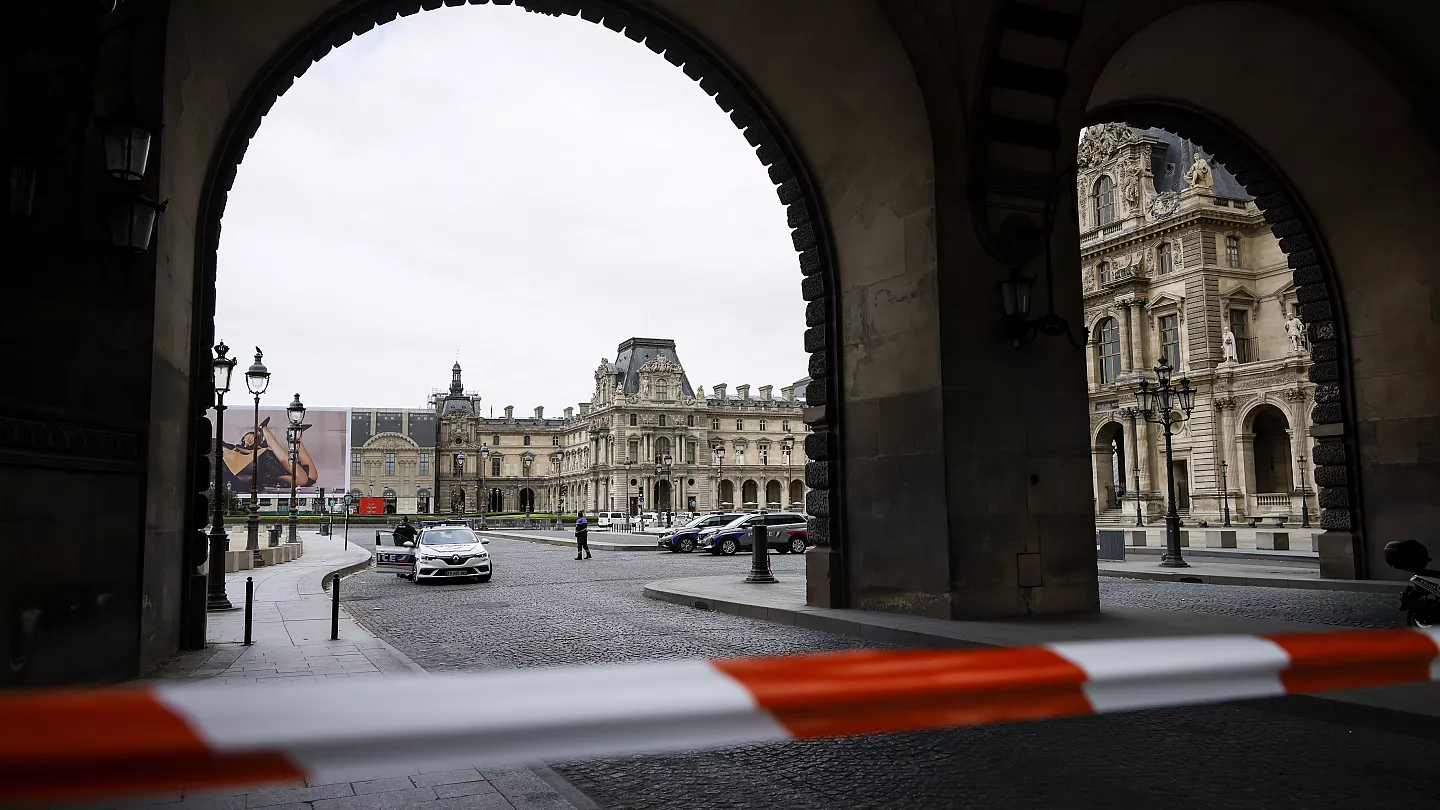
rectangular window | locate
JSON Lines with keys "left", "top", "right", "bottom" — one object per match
{"left": 1098, "top": 318, "right": 1122, "bottom": 384}
{"left": 384, "top": 452, "right": 395, "bottom": 476}
{"left": 553, "top": 435, "right": 560, "bottom": 445}
{"left": 1229, "top": 308, "right": 1253, "bottom": 363}
{"left": 419, "top": 453, "right": 429, "bottom": 476}
{"left": 1225, "top": 235, "right": 1241, "bottom": 267}
{"left": 759, "top": 418, "right": 766, "bottom": 432}
{"left": 687, "top": 414, "right": 695, "bottom": 427}
{"left": 712, "top": 418, "right": 720, "bottom": 431}
{"left": 628, "top": 441, "right": 639, "bottom": 463}
{"left": 524, "top": 435, "right": 531, "bottom": 446}
{"left": 658, "top": 414, "right": 667, "bottom": 427}
{"left": 630, "top": 414, "right": 638, "bottom": 426}
{"left": 656, "top": 381, "right": 668, "bottom": 400}
{"left": 493, "top": 434, "right": 501, "bottom": 445}
{"left": 782, "top": 420, "right": 790, "bottom": 433}
{"left": 1157, "top": 242, "right": 1173, "bottom": 275}
{"left": 759, "top": 446, "right": 769, "bottom": 465}
{"left": 736, "top": 419, "right": 744, "bottom": 431}
{"left": 686, "top": 442, "right": 696, "bottom": 464}
{"left": 351, "top": 452, "right": 361, "bottom": 476}
{"left": 1160, "top": 313, "right": 1181, "bottom": 367}
{"left": 491, "top": 457, "right": 501, "bottom": 477}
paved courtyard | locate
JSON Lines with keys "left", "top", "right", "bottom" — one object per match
{"left": 341, "top": 536, "right": 1432, "bottom": 809}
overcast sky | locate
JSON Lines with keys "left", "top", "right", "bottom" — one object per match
{"left": 217, "top": 4, "right": 805, "bottom": 414}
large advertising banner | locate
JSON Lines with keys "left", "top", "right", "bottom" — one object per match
{"left": 210, "top": 406, "right": 349, "bottom": 496}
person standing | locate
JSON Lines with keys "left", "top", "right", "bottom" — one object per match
{"left": 394, "top": 515, "right": 418, "bottom": 547}
{"left": 575, "top": 510, "right": 591, "bottom": 560}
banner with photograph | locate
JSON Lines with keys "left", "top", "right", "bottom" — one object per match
{"left": 210, "top": 406, "right": 349, "bottom": 496}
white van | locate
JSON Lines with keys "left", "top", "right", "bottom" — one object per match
{"left": 594, "top": 512, "right": 626, "bottom": 531}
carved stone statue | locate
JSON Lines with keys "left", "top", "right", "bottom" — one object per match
{"left": 1221, "top": 329, "right": 1238, "bottom": 363}
{"left": 1285, "top": 316, "right": 1306, "bottom": 352}
{"left": 1183, "top": 154, "right": 1213, "bottom": 189}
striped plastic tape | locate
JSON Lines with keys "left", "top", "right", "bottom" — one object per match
{"left": 2, "top": 628, "right": 1438, "bottom": 804}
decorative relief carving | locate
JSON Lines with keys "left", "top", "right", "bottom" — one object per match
{"left": 1212, "top": 397, "right": 1238, "bottom": 411}
{"left": 1148, "top": 191, "right": 1180, "bottom": 220}
{"left": 0, "top": 411, "right": 142, "bottom": 469}
{"left": 1077, "top": 123, "right": 1146, "bottom": 170}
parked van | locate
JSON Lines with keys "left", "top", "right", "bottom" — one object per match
{"left": 594, "top": 512, "right": 626, "bottom": 530}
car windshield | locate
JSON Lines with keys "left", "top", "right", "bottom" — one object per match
{"left": 721, "top": 514, "right": 758, "bottom": 528}
{"left": 681, "top": 515, "right": 715, "bottom": 528}
{"left": 421, "top": 528, "right": 476, "bottom": 545}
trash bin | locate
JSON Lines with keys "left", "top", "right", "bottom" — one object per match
{"left": 319, "top": 523, "right": 331, "bottom": 536}
{"left": 268, "top": 525, "right": 282, "bottom": 545}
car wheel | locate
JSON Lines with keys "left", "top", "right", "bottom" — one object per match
{"left": 678, "top": 537, "right": 695, "bottom": 553}
{"left": 789, "top": 536, "right": 807, "bottom": 554}
{"left": 720, "top": 538, "right": 739, "bottom": 556}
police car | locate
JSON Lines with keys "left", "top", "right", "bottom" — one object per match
{"left": 375, "top": 519, "right": 491, "bottom": 583}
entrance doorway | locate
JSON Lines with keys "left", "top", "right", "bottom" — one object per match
{"left": 518, "top": 487, "right": 535, "bottom": 513}
{"left": 656, "top": 480, "right": 671, "bottom": 511}
{"left": 1250, "top": 405, "right": 1294, "bottom": 494}
{"left": 1171, "top": 461, "right": 1191, "bottom": 511}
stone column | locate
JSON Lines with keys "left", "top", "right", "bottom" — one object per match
{"left": 1128, "top": 300, "right": 1148, "bottom": 372}
{"left": 1236, "top": 432, "right": 1257, "bottom": 513}
{"left": 1120, "top": 300, "right": 1135, "bottom": 372}
{"left": 1084, "top": 338, "right": 1098, "bottom": 387}
{"left": 1091, "top": 441, "right": 1113, "bottom": 513}
{"left": 1122, "top": 408, "right": 1142, "bottom": 512}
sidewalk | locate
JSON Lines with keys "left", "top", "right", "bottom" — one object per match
{"left": 1097, "top": 557, "right": 1398, "bottom": 593}
{"left": 1106, "top": 523, "right": 1322, "bottom": 554}
{"left": 643, "top": 573, "right": 1440, "bottom": 742}
{"left": 120, "top": 532, "right": 592, "bottom": 810}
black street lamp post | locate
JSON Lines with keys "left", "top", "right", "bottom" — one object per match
{"left": 1298, "top": 455, "right": 1312, "bottom": 528}
{"left": 1136, "top": 356, "right": 1196, "bottom": 568}
{"left": 244, "top": 348, "right": 270, "bottom": 565}
{"left": 1219, "top": 459, "right": 1232, "bottom": 527}
{"left": 713, "top": 444, "right": 725, "bottom": 512}
{"left": 1132, "top": 462, "right": 1144, "bottom": 527}
{"left": 479, "top": 442, "right": 490, "bottom": 529}
{"left": 657, "top": 453, "right": 673, "bottom": 527}
{"left": 207, "top": 341, "right": 237, "bottom": 611}
{"left": 286, "top": 393, "right": 305, "bottom": 544}
{"left": 782, "top": 435, "right": 795, "bottom": 510}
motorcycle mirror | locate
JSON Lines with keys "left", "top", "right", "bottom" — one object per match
{"left": 1383, "top": 539, "right": 1431, "bottom": 573}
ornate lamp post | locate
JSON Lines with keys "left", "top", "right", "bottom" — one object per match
{"left": 657, "top": 452, "right": 673, "bottom": 527}
{"left": 285, "top": 393, "right": 305, "bottom": 544}
{"left": 454, "top": 452, "right": 465, "bottom": 515}
{"left": 244, "top": 348, "right": 270, "bottom": 565}
{"left": 1135, "top": 356, "right": 1196, "bottom": 568}
{"left": 1219, "top": 459, "right": 1232, "bottom": 527}
{"left": 554, "top": 446, "right": 564, "bottom": 528}
{"left": 1132, "top": 461, "right": 1144, "bottom": 527}
{"left": 623, "top": 459, "right": 634, "bottom": 531}
{"left": 207, "top": 341, "right": 237, "bottom": 611}
{"left": 782, "top": 434, "right": 795, "bottom": 509}
{"left": 713, "top": 443, "right": 725, "bottom": 511}
{"left": 1298, "top": 455, "right": 1312, "bottom": 528}
{"left": 479, "top": 441, "right": 490, "bottom": 529}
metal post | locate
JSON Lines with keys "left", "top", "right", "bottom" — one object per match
{"left": 744, "top": 510, "right": 776, "bottom": 583}
{"left": 1298, "top": 455, "right": 1311, "bottom": 528}
{"left": 288, "top": 430, "right": 299, "bottom": 544}
{"left": 243, "top": 576, "right": 254, "bottom": 646}
{"left": 343, "top": 502, "right": 350, "bottom": 550}
{"left": 330, "top": 573, "right": 340, "bottom": 640}
{"left": 247, "top": 392, "right": 262, "bottom": 563}
{"left": 1220, "top": 460, "right": 1232, "bottom": 527}
{"left": 207, "top": 396, "right": 233, "bottom": 611}
{"left": 1160, "top": 420, "right": 1188, "bottom": 568}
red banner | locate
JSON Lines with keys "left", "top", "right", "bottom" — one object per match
{"left": 357, "top": 497, "right": 385, "bottom": 515}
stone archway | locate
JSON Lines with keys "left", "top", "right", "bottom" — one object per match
{"left": 518, "top": 487, "right": 535, "bottom": 513}
{"left": 719, "top": 480, "right": 735, "bottom": 509}
{"left": 1092, "top": 422, "right": 1126, "bottom": 512}
{"left": 180, "top": 0, "right": 848, "bottom": 614}
{"left": 741, "top": 479, "right": 759, "bottom": 508}
{"left": 789, "top": 480, "right": 804, "bottom": 511}
{"left": 765, "top": 480, "right": 782, "bottom": 509}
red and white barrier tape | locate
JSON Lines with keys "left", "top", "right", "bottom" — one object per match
{"left": 2, "top": 628, "right": 1439, "bottom": 804}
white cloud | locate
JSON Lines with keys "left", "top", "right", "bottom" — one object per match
{"left": 217, "top": 4, "right": 806, "bottom": 413}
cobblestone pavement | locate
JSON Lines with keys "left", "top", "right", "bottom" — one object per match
{"left": 344, "top": 538, "right": 1430, "bottom": 809}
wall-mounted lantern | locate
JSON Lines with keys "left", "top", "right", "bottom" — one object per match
{"left": 111, "top": 193, "right": 166, "bottom": 252}
{"left": 99, "top": 109, "right": 153, "bottom": 181}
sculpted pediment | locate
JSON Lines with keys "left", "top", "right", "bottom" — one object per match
{"left": 363, "top": 432, "right": 420, "bottom": 450}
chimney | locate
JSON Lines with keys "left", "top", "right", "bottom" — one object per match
{"left": 579, "top": 402, "right": 591, "bottom": 416}
{"left": 714, "top": 383, "right": 727, "bottom": 401}
{"left": 780, "top": 385, "right": 795, "bottom": 402}
{"left": 759, "top": 385, "right": 773, "bottom": 401}
{"left": 534, "top": 406, "right": 544, "bottom": 419}
{"left": 504, "top": 405, "right": 514, "bottom": 419}
{"left": 736, "top": 384, "right": 750, "bottom": 400}
{"left": 564, "top": 406, "right": 574, "bottom": 419}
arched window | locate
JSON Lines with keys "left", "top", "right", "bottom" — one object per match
{"left": 1097, "top": 318, "right": 1122, "bottom": 384}
{"left": 1093, "top": 176, "right": 1115, "bottom": 226}
{"left": 1157, "top": 242, "right": 1173, "bottom": 275}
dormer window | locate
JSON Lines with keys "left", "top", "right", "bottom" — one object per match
{"left": 1093, "top": 176, "right": 1115, "bottom": 226}
{"left": 655, "top": 380, "right": 668, "bottom": 400}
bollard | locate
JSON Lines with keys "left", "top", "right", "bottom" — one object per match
{"left": 243, "top": 576, "right": 254, "bottom": 646}
{"left": 744, "top": 512, "right": 776, "bottom": 583}
{"left": 331, "top": 573, "right": 340, "bottom": 640}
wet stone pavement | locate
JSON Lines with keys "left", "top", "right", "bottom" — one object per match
{"left": 344, "top": 536, "right": 1429, "bottom": 809}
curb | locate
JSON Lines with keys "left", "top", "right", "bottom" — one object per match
{"left": 1097, "top": 567, "right": 1400, "bottom": 594}
{"left": 480, "top": 530, "right": 659, "bottom": 551}
{"left": 1123, "top": 546, "right": 1320, "bottom": 566}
